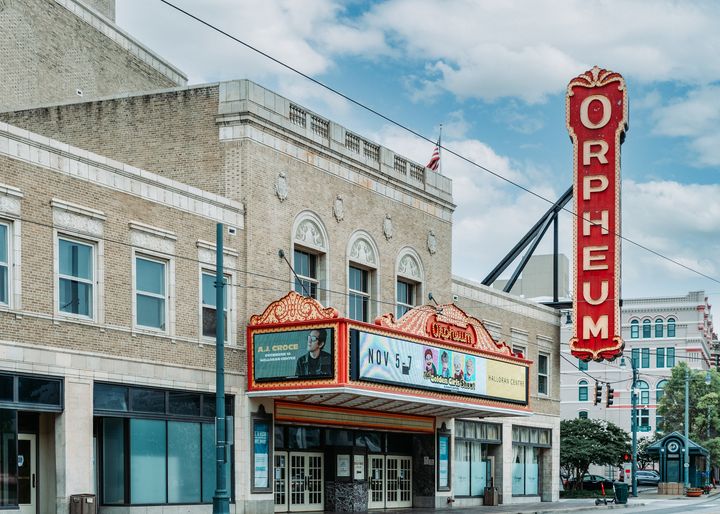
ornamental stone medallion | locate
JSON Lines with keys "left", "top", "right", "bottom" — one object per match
{"left": 398, "top": 254, "right": 420, "bottom": 279}
{"left": 333, "top": 195, "right": 344, "bottom": 222}
{"left": 383, "top": 214, "right": 393, "bottom": 241}
{"left": 295, "top": 219, "right": 324, "bottom": 249}
{"left": 427, "top": 230, "right": 437, "bottom": 255}
{"left": 275, "top": 172, "right": 288, "bottom": 202}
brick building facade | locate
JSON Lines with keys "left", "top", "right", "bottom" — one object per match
{"left": 0, "top": 1, "right": 561, "bottom": 512}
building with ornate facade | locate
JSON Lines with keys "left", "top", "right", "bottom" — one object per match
{"left": 0, "top": 1, "right": 562, "bottom": 512}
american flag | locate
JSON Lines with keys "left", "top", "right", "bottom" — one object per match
{"left": 426, "top": 139, "right": 440, "bottom": 171}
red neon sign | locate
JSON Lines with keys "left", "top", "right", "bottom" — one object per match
{"left": 567, "top": 66, "right": 628, "bottom": 361}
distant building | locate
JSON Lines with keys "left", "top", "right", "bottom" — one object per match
{"left": 495, "top": 254, "right": 569, "bottom": 300}
{"left": 561, "top": 291, "right": 717, "bottom": 438}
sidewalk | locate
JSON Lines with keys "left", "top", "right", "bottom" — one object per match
{"left": 323, "top": 487, "right": 720, "bottom": 514}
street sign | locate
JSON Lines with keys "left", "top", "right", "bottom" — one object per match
{"left": 638, "top": 425, "right": 651, "bottom": 432}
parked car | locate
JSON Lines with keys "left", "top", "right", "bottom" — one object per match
{"left": 567, "top": 474, "right": 614, "bottom": 491}
{"left": 636, "top": 470, "right": 661, "bottom": 486}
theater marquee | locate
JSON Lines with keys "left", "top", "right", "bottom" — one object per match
{"left": 567, "top": 66, "right": 628, "bottom": 361}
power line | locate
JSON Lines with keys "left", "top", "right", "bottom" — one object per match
{"left": 155, "top": 0, "right": 720, "bottom": 288}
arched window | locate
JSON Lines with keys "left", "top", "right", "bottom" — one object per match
{"left": 630, "top": 320, "right": 639, "bottom": 339}
{"left": 655, "top": 318, "right": 664, "bottom": 338}
{"left": 395, "top": 248, "right": 423, "bottom": 319}
{"left": 579, "top": 380, "right": 588, "bottom": 402}
{"left": 667, "top": 317, "right": 676, "bottom": 338}
{"left": 636, "top": 380, "right": 650, "bottom": 405}
{"left": 578, "top": 411, "right": 588, "bottom": 419}
{"left": 642, "top": 319, "right": 651, "bottom": 338}
{"left": 656, "top": 380, "right": 668, "bottom": 403}
{"left": 347, "top": 231, "right": 379, "bottom": 322}
{"left": 292, "top": 212, "right": 329, "bottom": 303}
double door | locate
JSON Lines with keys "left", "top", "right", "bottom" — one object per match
{"left": 368, "top": 455, "right": 412, "bottom": 509}
{"left": 274, "top": 451, "right": 323, "bottom": 512}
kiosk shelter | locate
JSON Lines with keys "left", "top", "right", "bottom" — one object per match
{"left": 246, "top": 292, "right": 533, "bottom": 512}
{"left": 647, "top": 432, "right": 710, "bottom": 491}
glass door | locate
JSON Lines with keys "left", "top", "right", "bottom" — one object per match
{"left": 385, "top": 456, "right": 411, "bottom": 508}
{"left": 18, "top": 434, "right": 36, "bottom": 514}
{"left": 288, "top": 452, "right": 323, "bottom": 512}
{"left": 368, "top": 455, "right": 385, "bottom": 509}
{"left": 274, "top": 451, "right": 288, "bottom": 512}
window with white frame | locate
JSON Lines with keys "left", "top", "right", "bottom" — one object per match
{"left": 349, "top": 265, "right": 370, "bottom": 322}
{"left": 292, "top": 213, "right": 328, "bottom": 303}
{"left": 347, "top": 232, "right": 378, "bottom": 322}
{"left": 201, "top": 271, "right": 228, "bottom": 341}
{"left": 58, "top": 236, "right": 95, "bottom": 318}
{"left": 578, "top": 380, "right": 588, "bottom": 401}
{"left": 538, "top": 353, "right": 549, "bottom": 395}
{"left": 135, "top": 255, "right": 167, "bottom": 331}
{"left": 293, "top": 249, "right": 318, "bottom": 299}
{"left": 0, "top": 222, "right": 9, "bottom": 305}
{"left": 395, "top": 249, "right": 423, "bottom": 319}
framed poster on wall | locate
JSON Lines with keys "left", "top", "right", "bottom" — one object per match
{"left": 337, "top": 454, "right": 351, "bottom": 478}
{"left": 437, "top": 425, "right": 451, "bottom": 491}
{"left": 251, "top": 408, "right": 273, "bottom": 493}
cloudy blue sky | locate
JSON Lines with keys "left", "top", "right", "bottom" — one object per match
{"left": 118, "top": 0, "right": 720, "bottom": 312}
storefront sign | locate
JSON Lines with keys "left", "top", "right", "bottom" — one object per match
{"left": 353, "top": 455, "right": 365, "bottom": 480}
{"left": 253, "top": 328, "right": 334, "bottom": 381}
{"left": 252, "top": 419, "right": 271, "bottom": 491}
{"left": 352, "top": 329, "right": 527, "bottom": 404}
{"left": 567, "top": 66, "right": 628, "bottom": 361}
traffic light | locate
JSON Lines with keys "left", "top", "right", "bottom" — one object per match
{"left": 622, "top": 452, "right": 631, "bottom": 462}
{"left": 594, "top": 381, "right": 603, "bottom": 405}
{"left": 606, "top": 383, "right": 615, "bottom": 407}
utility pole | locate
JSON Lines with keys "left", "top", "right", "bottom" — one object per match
{"left": 631, "top": 361, "right": 638, "bottom": 497}
{"left": 213, "top": 223, "right": 229, "bottom": 514}
{"left": 684, "top": 367, "right": 690, "bottom": 490}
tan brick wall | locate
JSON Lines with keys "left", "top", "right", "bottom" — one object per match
{"left": 0, "top": 154, "right": 244, "bottom": 374}
{"left": 0, "top": 0, "right": 181, "bottom": 112}
{"left": 453, "top": 279, "right": 561, "bottom": 417}
{"left": 0, "top": 86, "right": 224, "bottom": 194}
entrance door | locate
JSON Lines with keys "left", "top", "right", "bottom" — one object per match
{"left": 368, "top": 455, "right": 412, "bottom": 509}
{"left": 18, "top": 434, "right": 36, "bottom": 514}
{"left": 274, "top": 452, "right": 323, "bottom": 512}
{"left": 368, "top": 455, "right": 385, "bottom": 509}
{"left": 274, "top": 452, "right": 288, "bottom": 513}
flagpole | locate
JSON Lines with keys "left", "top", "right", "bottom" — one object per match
{"left": 438, "top": 124, "right": 443, "bottom": 175}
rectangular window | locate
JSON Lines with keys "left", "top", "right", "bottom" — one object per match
{"left": 667, "top": 348, "right": 675, "bottom": 367}
{"left": 201, "top": 272, "right": 228, "bottom": 340}
{"left": 58, "top": 237, "right": 94, "bottom": 317}
{"left": 348, "top": 266, "right": 369, "bottom": 322}
{"left": 578, "top": 411, "right": 588, "bottom": 419}
{"left": 103, "top": 418, "right": 124, "bottom": 504}
{"left": 641, "top": 348, "right": 650, "bottom": 368}
{"left": 135, "top": 256, "right": 166, "bottom": 330}
{"left": 0, "top": 223, "right": 9, "bottom": 305}
{"left": 537, "top": 354, "right": 548, "bottom": 395}
{"left": 130, "top": 419, "right": 167, "bottom": 504}
{"left": 294, "top": 250, "right": 318, "bottom": 299}
{"left": 656, "top": 348, "right": 665, "bottom": 368}
{"left": 168, "top": 421, "right": 201, "bottom": 502}
{"left": 639, "top": 409, "right": 650, "bottom": 428}
{"left": 396, "top": 280, "right": 415, "bottom": 319}
{"left": 656, "top": 415, "right": 664, "bottom": 433}
{"left": 578, "top": 385, "right": 588, "bottom": 402}
{"left": 578, "top": 359, "right": 588, "bottom": 371}
{"left": 631, "top": 348, "right": 639, "bottom": 368}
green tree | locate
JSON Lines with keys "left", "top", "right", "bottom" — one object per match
{"left": 561, "top": 418, "right": 630, "bottom": 490}
{"left": 637, "top": 434, "right": 660, "bottom": 469}
{"left": 657, "top": 363, "right": 720, "bottom": 466}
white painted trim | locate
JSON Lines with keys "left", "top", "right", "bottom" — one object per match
{"left": 131, "top": 250, "right": 174, "bottom": 336}
{"left": 53, "top": 231, "right": 104, "bottom": 324}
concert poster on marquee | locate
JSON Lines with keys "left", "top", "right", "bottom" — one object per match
{"left": 566, "top": 66, "right": 628, "bottom": 361}
{"left": 253, "top": 327, "right": 335, "bottom": 381}
{"left": 350, "top": 329, "right": 527, "bottom": 404}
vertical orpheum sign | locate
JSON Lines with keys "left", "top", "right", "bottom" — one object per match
{"left": 567, "top": 66, "right": 628, "bottom": 361}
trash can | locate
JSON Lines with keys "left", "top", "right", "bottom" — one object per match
{"left": 69, "top": 494, "right": 96, "bottom": 514}
{"left": 483, "top": 486, "right": 499, "bottom": 506}
{"left": 613, "top": 482, "right": 629, "bottom": 504}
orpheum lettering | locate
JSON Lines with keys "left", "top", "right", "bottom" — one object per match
{"left": 426, "top": 318, "right": 475, "bottom": 345}
{"left": 567, "top": 67, "right": 628, "bottom": 361}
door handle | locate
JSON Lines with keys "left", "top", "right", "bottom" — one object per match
{"left": 32, "top": 473, "right": 35, "bottom": 488}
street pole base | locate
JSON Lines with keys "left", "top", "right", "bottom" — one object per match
{"left": 213, "top": 494, "right": 230, "bottom": 514}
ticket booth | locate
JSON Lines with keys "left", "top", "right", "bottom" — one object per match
{"left": 246, "top": 292, "right": 532, "bottom": 512}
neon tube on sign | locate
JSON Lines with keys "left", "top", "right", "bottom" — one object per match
{"left": 567, "top": 67, "right": 628, "bottom": 361}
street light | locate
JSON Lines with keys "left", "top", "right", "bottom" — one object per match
{"left": 620, "top": 356, "right": 639, "bottom": 497}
